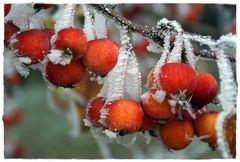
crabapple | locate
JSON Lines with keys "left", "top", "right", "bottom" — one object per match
{"left": 103, "top": 99, "right": 144, "bottom": 133}
{"left": 4, "top": 21, "right": 20, "bottom": 46}
{"left": 142, "top": 91, "right": 177, "bottom": 120}
{"left": 4, "top": 4, "right": 11, "bottom": 16}
{"left": 191, "top": 72, "right": 218, "bottom": 109}
{"left": 194, "top": 111, "right": 219, "bottom": 147}
{"left": 54, "top": 28, "right": 88, "bottom": 60}
{"left": 82, "top": 38, "right": 119, "bottom": 76}
{"left": 140, "top": 115, "right": 158, "bottom": 132}
{"left": 159, "top": 63, "right": 197, "bottom": 96}
{"left": 86, "top": 97, "right": 106, "bottom": 128}
{"left": 45, "top": 59, "right": 85, "bottom": 87}
{"left": 160, "top": 118, "right": 194, "bottom": 150}
{"left": 13, "top": 29, "right": 50, "bottom": 64}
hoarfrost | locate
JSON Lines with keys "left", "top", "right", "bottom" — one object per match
{"left": 183, "top": 38, "right": 196, "bottom": 70}
{"left": 116, "top": 134, "right": 137, "bottom": 146}
{"left": 94, "top": 10, "right": 108, "bottom": 38}
{"left": 103, "top": 129, "right": 118, "bottom": 139}
{"left": 82, "top": 4, "right": 95, "bottom": 41}
{"left": 5, "top": 4, "right": 35, "bottom": 30}
{"left": 146, "top": 38, "right": 163, "bottom": 53}
{"left": 144, "top": 131, "right": 152, "bottom": 145}
{"left": 140, "top": 92, "right": 149, "bottom": 104}
{"left": 29, "top": 10, "right": 45, "bottom": 29}
{"left": 153, "top": 31, "right": 171, "bottom": 89}
{"left": 48, "top": 49, "right": 72, "bottom": 65}
{"left": 153, "top": 90, "right": 166, "bottom": 103}
{"left": 125, "top": 51, "right": 142, "bottom": 102}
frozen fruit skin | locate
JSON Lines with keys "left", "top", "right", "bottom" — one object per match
{"left": 4, "top": 21, "right": 20, "bottom": 46}
{"left": 55, "top": 28, "right": 88, "bottom": 59}
{"left": 4, "top": 4, "right": 11, "bottom": 16}
{"left": 160, "top": 118, "right": 194, "bottom": 150}
{"left": 87, "top": 97, "right": 106, "bottom": 128}
{"left": 104, "top": 99, "right": 144, "bottom": 133}
{"left": 191, "top": 73, "right": 218, "bottom": 109}
{"left": 142, "top": 91, "right": 176, "bottom": 120}
{"left": 14, "top": 29, "right": 50, "bottom": 64}
{"left": 195, "top": 111, "right": 219, "bottom": 147}
{"left": 82, "top": 38, "right": 119, "bottom": 76}
{"left": 46, "top": 60, "right": 85, "bottom": 87}
{"left": 159, "top": 63, "right": 197, "bottom": 96}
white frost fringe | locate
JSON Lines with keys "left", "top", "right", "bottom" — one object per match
{"left": 82, "top": 4, "right": 96, "bottom": 41}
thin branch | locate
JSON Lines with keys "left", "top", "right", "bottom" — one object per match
{"left": 90, "top": 4, "right": 236, "bottom": 63}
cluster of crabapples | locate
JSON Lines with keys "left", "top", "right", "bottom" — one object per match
{"left": 5, "top": 4, "right": 220, "bottom": 151}
{"left": 86, "top": 62, "right": 219, "bottom": 150}
{"left": 4, "top": 4, "right": 118, "bottom": 87}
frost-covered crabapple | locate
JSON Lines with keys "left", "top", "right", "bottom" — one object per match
{"left": 4, "top": 21, "right": 20, "bottom": 46}
{"left": 82, "top": 38, "right": 119, "bottom": 76}
{"left": 194, "top": 111, "right": 219, "bottom": 147}
{"left": 86, "top": 97, "right": 106, "bottom": 128}
{"left": 142, "top": 91, "right": 177, "bottom": 120}
{"left": 103, "top": 99, "right": 144, "bottom": 133}
{"left": 13, "top": 29, "right": 50, "bottom": 64}
{"left": 4, "top": 4, "right": 11, "bottom": 16}
{"left": 45, "top": 59, "right": 85, "bottom": 87}
{"left": 191, "top": 72, "right": 218, "bottom": 109}
{"left": 160, "top": 118, "right": 194, "bottom": 150}
{"left": 3, "top": 110, "right": 23, "bottom": 128}
{"left": 54, "top": 28, "right": 88, "bottom": 60}
{"left": 159, "top": 63, "right": 197, "bottom": 96}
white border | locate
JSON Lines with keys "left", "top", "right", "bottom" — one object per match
{"left": 1, "top": 0, "right": 239, "bottom": 161}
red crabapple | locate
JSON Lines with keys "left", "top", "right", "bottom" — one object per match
{"left": 13, "top": 29, "right": 50, "bottom": 64}
{"left": 82, "top": 38, "right": 119, "bottom": 76}
{"left": 142, "top": 91, "right": 177, "bottom": 120}
{"left": 4, "top": 21, "right": 20, "bottom": 46}
{"left": 103, "top": 99, "right": 144, "bottom": 133}
{"left": 191, "top": 72, "right": 218, "bottom": 109}
{"left": 4, "top": 4, "right": 11, "bottom": 16}
{"left": 86, "top": 97, "right": 106, "bottom": 128}
{"left": 159, "top": 63, "right": 197, "bottom": 96}
{"left": 160, "top": 118, "right": 194, "bottom": 150}
{"left": 54, "top": 28, "right": 88, "bottom": 60}
{"left": 45, "top": 59, "right": 85, "bottom": 87}
{"left": 194, "top": 111, "right": 219, "bottom": 147}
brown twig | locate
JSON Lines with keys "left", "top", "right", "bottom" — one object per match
{"left": 90, "top": 4, "right": 236, "bottom": 63}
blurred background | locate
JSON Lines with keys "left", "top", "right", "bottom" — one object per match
{"left": 4, "top": 3, "right": 236, "bottom": 159}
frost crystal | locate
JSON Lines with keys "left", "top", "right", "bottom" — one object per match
{"left": 140, "top": 92, "right": 149, "bottom": 104}
{"left": 5, "top": 4, "right": 35, "bottom": 30}
{"left": 211, "top": 34, "right": 237, "bottom": 112}
{"left": 82, "top": 4, "right": 95, "bottom": 41}
{"left": 183, "top": 38, "right": 196, "bottom": 70}
{"left": 29, "top": 10, "right": 45, "bottom": 29}
{"left": 48, "top": 49, "right": 72, "bottom": 65}
{"left": 94, "top": 10, "right": 108, "bottom": 38}
{"left": 153, "top": 31, "right": 171, "bottom": 89}
{"left": 51, "top": 4, "right": 75, "bottom": 45}
{"left": 153, "top": 90, "right": 166, "bottom": 103}
{"left": 146, "top": 38, "right": 163, "bottom": 53}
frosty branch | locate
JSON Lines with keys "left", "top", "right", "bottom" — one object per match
{"left": 90, "top": 4, "right": 236, "bottom": 63}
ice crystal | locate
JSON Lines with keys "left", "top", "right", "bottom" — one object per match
{"left": 29, "top": 10, "right": 45, "bottom": 29}
{"left": 183, "top": 38, "right": 196, "bottom": 70}
{"left": 5, "top": 4, "right": 35, "bottom": 30}
{"left": 146, "top": 38, "right": 163, "bottom": 53}
{"left": 94, "top": 10, "right": 108, "bottom": 38}
{"left": 47, "top": 49, "right": 72, "bottom": 65}
{"left": 153, "top": 90, "right": 166, "bottom": 103}
{"left": 82, "top": 4, "right": 95, "bottom": 41}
